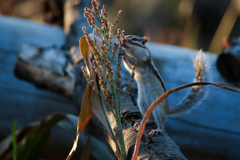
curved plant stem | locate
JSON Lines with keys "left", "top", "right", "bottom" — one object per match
{"left": 132, "top": 82, "right": 240, "bottom": 160}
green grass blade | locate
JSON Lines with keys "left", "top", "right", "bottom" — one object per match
{"left": 11, "top": 120, "right": 17, "bottom": 160}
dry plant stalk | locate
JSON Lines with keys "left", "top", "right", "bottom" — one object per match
{"left": 68, "top": 1, "right": 134, "bottom": 160}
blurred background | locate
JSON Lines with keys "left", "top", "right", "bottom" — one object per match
{"left": 1, "top": 0, "right": 240, "bottom": 54}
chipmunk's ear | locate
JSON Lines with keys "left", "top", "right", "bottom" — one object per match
{"left": 142, "top": 36, "right": 149, "bottom": 45}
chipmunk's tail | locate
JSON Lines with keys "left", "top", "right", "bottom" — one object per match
{"left": 167, "top": 50, "right": 208, "bottom": 116}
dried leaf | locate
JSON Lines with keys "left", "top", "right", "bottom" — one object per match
{"left": 80, "top": 36, "right": 94, "bottom": 76}
{"left": 67, "top": 36, "right": 120, "bottom": 159}
{"left": 90, "top": 88, "right": 114, "bottom": 139}
{"left": 66, "top": 84, "right": 93, "bottom": 160}
{"left": 132, "top": 82, "right": 240, "bottom": 160}
{"left": 66, "top": 37, "right": 96, "bottom": 160}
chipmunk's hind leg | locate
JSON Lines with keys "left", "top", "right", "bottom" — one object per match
{"left": 133, "top": 98, "right": 155, "bottom": 130}
{"left": 149, "top": 106, "right": 165, "bottom": 136}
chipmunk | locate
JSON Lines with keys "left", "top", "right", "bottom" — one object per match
{"left": 122, "top": 35, "right": 207, "bottom": 135}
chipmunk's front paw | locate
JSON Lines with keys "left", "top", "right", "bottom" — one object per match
{"left": 149, "top": 129, "right": 164, "bottom": 136}
{"left": 133, "top": 120, "right": 142, "bottom": 131}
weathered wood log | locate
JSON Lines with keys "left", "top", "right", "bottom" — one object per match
{"left": 14, "top": 44, "right": 75, "bottom": 98}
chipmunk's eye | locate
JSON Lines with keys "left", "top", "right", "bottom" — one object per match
{"left": 132, "top": 37, "right": 138, "bottom": 41}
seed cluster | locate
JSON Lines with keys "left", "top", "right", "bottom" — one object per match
{"left": 113, "top": 10, "right": 123, "bottom": 30}
{"left": 82, "top": 0, "right": 135, "bottom": 113}
{"left": 79, "top": 1, "right": 134, "bottom": 158}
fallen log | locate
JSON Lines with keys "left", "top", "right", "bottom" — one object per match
{"left": 14, "top": 44, "right": 75, "bottom": 98}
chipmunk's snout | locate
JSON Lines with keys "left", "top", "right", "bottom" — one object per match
{"left": 122, "top": 40, "right": 130, "bottom": 49}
